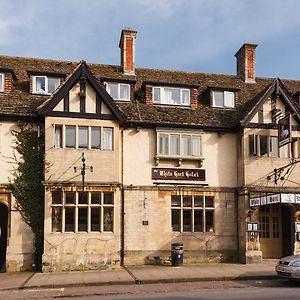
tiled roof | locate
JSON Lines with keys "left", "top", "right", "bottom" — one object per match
{"left": 0, "top": 55, "right": 300, "bottom": 129}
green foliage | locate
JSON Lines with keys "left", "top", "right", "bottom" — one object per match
{"left": 8, "top": 126, "right": 45, "bottom": 271}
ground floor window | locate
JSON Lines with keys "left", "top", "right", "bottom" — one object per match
{"left": 171, "top": 195, "right": 214, "bottom": 232}
{"left": 51, "top": 191, "right": 114, "bottom": 233}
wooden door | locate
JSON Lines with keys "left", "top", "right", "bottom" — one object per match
{"left": 259, "top": 205, "right": 282, "bottom": 258}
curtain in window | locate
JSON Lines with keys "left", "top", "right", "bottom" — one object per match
{"left": 159, "top": 134, "right": 169, "bottom": 154}
{"left": 36, "top": 77, "right": 46, "bottom": 92}
{"left": 103, "top": 127, "right": 113, "bottom": 150}
{"left": 191, "top": 136, "right": 201, "bottom": 156}
{"left": 78, "top": 126, "right": 88, "bottom": 148}
{"left": 120, "top": 84, "right": 129, "bottom": 100}
{"left": 65, "top": 126, "right": 76, "bottom": 148}
{"left": 170, "top": 135, "right": 180, "bottom": 155}
{"left": 182, "top": 135, "right": 191, "bottom": 156}
{"left": 54, "top": 126, "right": 62, "bottom": 148}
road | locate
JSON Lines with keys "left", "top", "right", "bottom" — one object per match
{"left": 1, "top": 279, "right": 299, "bottom": 299}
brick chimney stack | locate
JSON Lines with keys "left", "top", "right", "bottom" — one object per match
{"left": 235, "top": 43, "right": 257, "bottom": 83}
{"left": 119, "top": 28, "right": 137, "bottom": 75}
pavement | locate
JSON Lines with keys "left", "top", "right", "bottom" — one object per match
{"left": 0, "top": 261, "right": 278, "bottom": 291}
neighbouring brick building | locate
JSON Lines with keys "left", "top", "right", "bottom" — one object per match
{"left": 1, "top": 28, "right": 300, "bottom": 272}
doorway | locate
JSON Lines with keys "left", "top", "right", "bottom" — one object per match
{"left": 258, "top": 204, "right": 293, "bottom": 259}
{"left": 0, "top": 203, "right": 8, "bottom": 272}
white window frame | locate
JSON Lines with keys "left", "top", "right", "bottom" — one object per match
{"left": 33, "top": 76, "right": 60, "bottom": 94}
{"left": 153, "top": 87, "right": 190, "bottom": 106}
{"left": 248, "top": 134, "right": 289, "bottom": 158}
{"left": 157, "top": 130, "right": 202, "bottom": 158}
{"left": 53, "top": 124, "right": 113, "bottom": 151}
{"left": 212, "top": 90, "right": 235, "bottom": 108}
{"left": 0, "top": 73, "right": 4, "bottom": 92}
{"left": 106, "top": 82, "right": 130, "bottom": 101}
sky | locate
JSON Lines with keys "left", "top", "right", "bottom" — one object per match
{"left": 1, "top": 0, "right": 300, "bottom": 79}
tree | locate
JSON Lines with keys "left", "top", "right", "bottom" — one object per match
{"left": 8, "top": 126, "right": 45, "bottom": 271}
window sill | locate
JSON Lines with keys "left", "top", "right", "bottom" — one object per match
{"left": 155, "top": 155, "right": 204, "bottom": 167}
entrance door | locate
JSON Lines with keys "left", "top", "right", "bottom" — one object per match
{"left": 259, "top": 205, "right": 283, "bottom": 258}
{"left": 0, "top": 203, "right": 8, "bottom": 272}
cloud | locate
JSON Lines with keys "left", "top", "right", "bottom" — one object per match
{"left": 1, "top": 0, "right": 300, "bottom": 78}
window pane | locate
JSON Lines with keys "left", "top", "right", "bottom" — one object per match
{"left": 78, "top": 207, "right": 88, "bottom": 232}
{"left": 103, "top": 207, "right": 113, "bottom": 231}
{"left": 65, "top": 207, "right": 75, "bottom": 232}
{"left": 159, "top": 134, "right": 169, "bottom": 155}
{"left": 91, "top": 127, "right": 101, "bottom": 149}
{"left": 183, "top": 210, "right": 192, "bottom": 232}
{"left": 153, "top": 87, "right": 160, "bottom": 103}
{"left": 78, "top": 192, "right": 88, "bottom": 204}
{"left": 194, "top": 210, "right": 203, "bottom": 232}
{"left": 224, "top": 91, "right": 234, "bottom": 107}
{"left": 54, "top": 125, "right": 62, "bottom": 148}
{"left": 35, "top": 76, "right": 46, "bottom": 92}
{"left": 78, "top": 126, "right": 88, "bottom": 148}
{"left": 171, "top": 195, "right": 181, "bottom": 207}
{"left": 194, "top": 196, "right": 203, "bottom": 207}
{"left": 172, "top": 209, "right": 180, "bottom": 231}
{"left": 249, "top": 134, "right": 256, "bottom": 156}
{"left": 183, "top": 196, "right": 192, "bottom": 207}
{"left": 191, "top": 136, "right": 201, "bottom": 156}
{"left": 48, "top": 78, "right": 60, "bottom": 93}
{"left": 260, "top": 135, "right": 268, "bottom": 156}
{"left": 108, "top": 83, "right": 118, "bottom": 99}
{"left": 103, "top": 127, "right": 113, "bottom": 150}
{"left": 205, "top": 196, "right": 214, "bottom": 208}
{"left": 164, "top": 88, "right": 180, "bottom": 104}
{"left": 104, "top": 192, "right": 113, "bottom": 205}
{"left": 65, "top": 192, "right": 75, "bottom": 204}
{"left": 181, "top": 90, "right": 190, "bottom": 105}
{"left": 270, "top": 136, "right": 278, "bottom": 157}
{"left": 52, "top": 207, "right": 62, "bottom": 232}
{"left": 65, "top": 126, "right": 76, "bottom": 148}
{"left": 213, "top": 91, "right": 224, "bottom": 107}
{"left": 170, "top": 135, "right": 180, "bottom": 155}
{"left": 0, "top": 74, "right": 3, "bottom": 91}
{"left": 280, "top": 144, "right": 289, "bottom": 158}
{"left": 52, "top": 191, "right": 62, "bottom": 204}
{"left": 91, "top": 192, "right": 100, "bottom": 204}
{"left": 91, "top": 207, "right": 100, "bottom": 231}
{"left": 205, "top": 210, "right": 214, "bottom": 232}
{"left": 120, "top": 84, "right": 130, "bottom": 100}
{"left": 182, "top": 135, "right": 191, "bottom": 156}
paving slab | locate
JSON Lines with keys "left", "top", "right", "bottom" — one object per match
{"left": 126, "top": 262, "right": 277, "bottom": 284}
{"left": 23, "top": 268, "right": 135, "bottom": 289}
{"left": 0, "top": 272, "right": 33, "bottom": 290}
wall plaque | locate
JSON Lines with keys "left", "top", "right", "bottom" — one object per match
{"left": 152, "top": 168, "right": 205, "bottom": 181}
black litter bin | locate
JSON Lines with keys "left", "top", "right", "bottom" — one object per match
{"left": 171, "top": 243, "right": 183, "bottom": 266}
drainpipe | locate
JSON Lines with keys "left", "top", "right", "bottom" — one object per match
{"left": 120, "top": 128, "right": 127, "bottom": 266}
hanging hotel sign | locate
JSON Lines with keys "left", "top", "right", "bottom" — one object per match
{"left": 250, "top": 193, "right": 300, "bottom": 207}
{"left": 278, "top": 115, "right": 291, "bottom": 147}
{"left": 152, "top": 168, "right": 206, "bottom": 181}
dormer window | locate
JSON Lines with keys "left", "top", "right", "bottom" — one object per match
{"left": 153, "top": 87, "right": 190, "bottom": 106}
{"left": 33, "top": 76, "right": 60, "bottom": 94}
{"left": 0, "top": 74, "right": 4, "bottom": 92}
{"left": 106, "top": 82, "right": 130, "bottom": 101}
{"left": 212, "top": 90, "right": 235, "bottom": 108}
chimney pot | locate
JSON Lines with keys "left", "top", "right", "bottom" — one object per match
{"left": 119, "top": 28, "right": 137, "bottom": 75}
{"left": 235, "top": 43, "right": 257, "bottom": 83}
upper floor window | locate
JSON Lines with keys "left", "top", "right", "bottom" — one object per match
{"left": 53, "top": 124, "right": 113, "bottom": 150}
{"left": 153, "top": 87, "right": 190, "bottom": 106}
{"left": 212, "top": 91, "right": 234, "bottom": 108}
{"left": 157, "top": 131, "right": 202, "bottom": 158}
{"left": 33, "top": 76, "right": 60, "bottom": 94}
{"left": 106, "top": 82, "right": 130, "bottom": 101}
{"left": 249, "top": 134, "right": 289, "bottom": 158}
{"left": 0, "top": 73, "right": 4, "bottom": 92}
